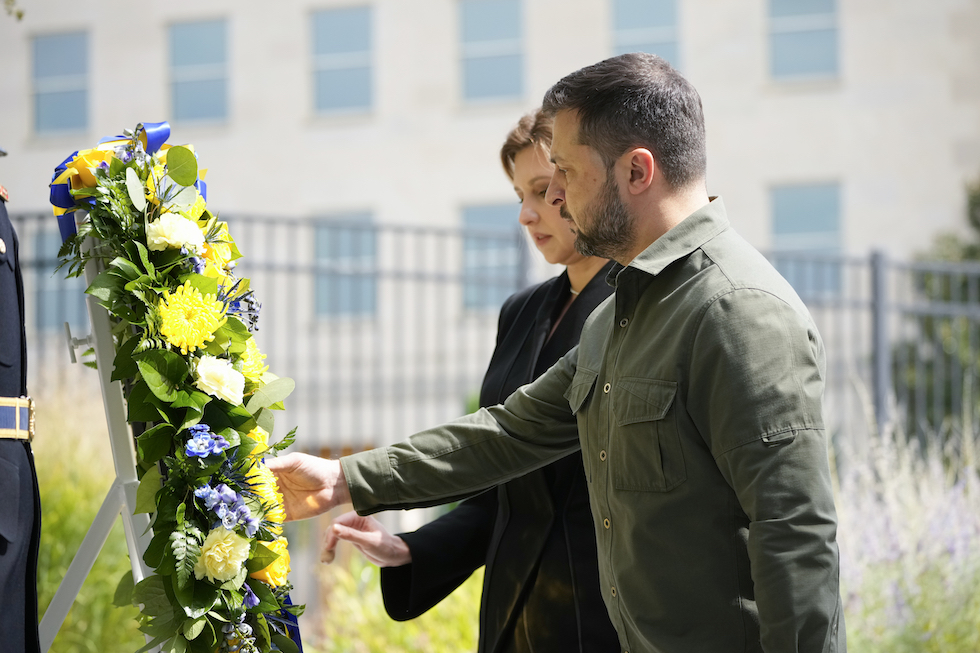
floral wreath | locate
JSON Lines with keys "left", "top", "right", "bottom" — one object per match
{"left": 50, "top": 122, "right": 303, "bottom": 653}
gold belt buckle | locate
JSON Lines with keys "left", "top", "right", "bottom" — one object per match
{"left": 26, "top": 396, "right": 35, "bottom": 442}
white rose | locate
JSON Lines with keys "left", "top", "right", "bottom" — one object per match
{"left": 194, "top": 527, "right": 250, "bottom": 583}
{"left": 195, "top": 355, "right": 245, "bottom": 405}
{"left": 146, "top": 212, "right": 206, "bottom": 254}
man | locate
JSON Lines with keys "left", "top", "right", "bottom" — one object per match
{"left": 269, "top": 53, "right": 845, "bottom": 653}
{"left": 0, "top": 147, "right": 42, "bottom": 653}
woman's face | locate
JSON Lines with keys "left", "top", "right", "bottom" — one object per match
{"left": 512, "top": 145, "right": 587, "bottom": 267}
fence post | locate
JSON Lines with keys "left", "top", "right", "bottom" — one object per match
{"left": 871, "top": 249, "right": 891, "bottom": 433}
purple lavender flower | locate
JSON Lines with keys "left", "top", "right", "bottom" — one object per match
{"left": 194, "top": 484, "right": 221, "bottom": 509}
{"left": 243, "top": 584, "right": 260, "bottom": 609}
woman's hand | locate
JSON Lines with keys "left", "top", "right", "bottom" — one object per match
{"left": 322, "top": 511, "right": 412, "bottom": 567}
{"left": 266, "top": 452, "right": 351, "bottom": 522}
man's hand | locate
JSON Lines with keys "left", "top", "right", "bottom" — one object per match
{"left": 266, "top": 452, "right": 351, "bottom": 522}
{"left": 321, "top": 511, "right": 412, "bottom": 566}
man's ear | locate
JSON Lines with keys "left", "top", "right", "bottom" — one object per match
{"left": 622, "top": 148, "right": 655, "bottom": 195}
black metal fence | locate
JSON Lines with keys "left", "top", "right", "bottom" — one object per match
{"left": 13, "top": 211, "right": 980, "bottom": 452}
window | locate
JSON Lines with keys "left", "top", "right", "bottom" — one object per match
{"left": 612, "top": 0, "right": 679, "bottom": 69}
{"left": 33, "top": 32, "right": 88, "bottom": 133}
{"left": 462, "top": 204, "right": 524, "bottom": 309}
{"left": 35, "top": 230, "right": 88, "bottom": 332}
{"left": 315, "top": 216, "right": 377, "bottom": 317}
{"left": 770, "top": 182, "right": 841, "bottom": 297}
{"left": 460, "top": 0, "right": 523, "bottom": 102}
{"left": 170, "top": 20, "right": 228, "bottom": 122}
{"left": 312, "top": 7, "right": 372, "bottom": 113}
{"left": 769, "top": 0, "right": 838, "bottom": 79}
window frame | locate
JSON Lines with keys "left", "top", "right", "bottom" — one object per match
{"left": 311, "top": 5, "right": 374, "bottom": 115}
{"left": 32, "top": 31, "right": 89, "bottom": 135}
{"left": 169, "top": 19, "right": 230, "bottom": 124}
{"left": 459, "top": 0, "right": 524, "bottom": 104}
{"left": 768, "top": 0, "right": 839, "bottom": 80}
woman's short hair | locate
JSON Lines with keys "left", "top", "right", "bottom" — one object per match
{"left": 500, "top": 108, "right": 554, "bottom": 181}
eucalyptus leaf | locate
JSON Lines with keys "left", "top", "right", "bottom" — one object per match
{"left": 246, "top": 377, "right": 295, "bottom": 413}
{"left": 166, "top": 146, "right": 199, "bottom": 187}
{"left": 170, "top": 185, "right": 199, "bottom": 210}
{"left": 255, "top": 408, "right": 275, "bottom": 434}
{"left": 127, "top": 165, "right": 147, "bottom": 212}
{"left": 136, "top": 464, "right": 163, "bottom": 514}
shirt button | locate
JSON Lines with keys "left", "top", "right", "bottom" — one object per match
{"left": 603, "top": 382, "right": 611, "bottom": 393}
{"left": 610, "top": 586, "right": 617, "bottom": 597}
{"left": 599, "top": 449, "right": 606, "bottom": 461}
{"left": 619, "top": 318, "right": 629, "bottom": 328}
{"left": 603, "top": 518, "right": 610, "bottom": 529}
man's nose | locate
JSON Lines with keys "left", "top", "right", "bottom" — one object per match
{"left": 546, "top": 172, "right": 564, "bottom": 207}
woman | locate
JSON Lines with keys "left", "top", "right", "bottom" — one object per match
{"left": 324, "top": 109, "right": 620, "bottom": 653}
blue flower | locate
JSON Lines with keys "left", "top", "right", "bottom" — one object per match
{"left": 184, "top": 424, "right": 231, "bottom": 458}
{"left": 243, "top": 584, "right": 260, "bottom": 609}
{"left": 194, "top": 484, "right": 221, "bottom": 509}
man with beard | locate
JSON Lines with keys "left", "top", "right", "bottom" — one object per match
{"left": 270, "top": 53, "right": 845, "bottom": 653}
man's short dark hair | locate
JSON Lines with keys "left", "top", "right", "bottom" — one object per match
{"left": 542, "top": 53, "right": 706, "bottom": 189}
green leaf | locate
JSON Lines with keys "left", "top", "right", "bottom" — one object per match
{"left": 171, "top": 504, "right": 202, "bottom": 590}
{"left": 271, "top": 633, "right": 300, "bottom": 653}
{"left": 246, "top": 377, "right": 295, "bottom": 413}
{"left": 110, "top": 335, "right": 141, "bottom": 382}
{"left": 171, "top": 185, "right": 198, "bottom": 209}
{"left": 137, "top": 423, "right": 176, "bottom": 464}
{"left": 184, "top": 273, "right": 219, "bottom": 298}
{"left": 255, "top": 408, "right": 275, "bottom": 434}
{"left": 136, "top": 350, "right": 190, "bottom": 403}
{"left": 126, "top": 165, "right": 147, "bottom": 211}
{"left": 85, "top": 268, "right": 123, "bottom": 303}
{"left": 144, "top": 529, "right": 171, "bottom": 569}
{"left": 165, "top": 634, "right": 188, "bottom": 653}
{"left": 132, "top": 574, "right": 172, "bottom": 615}
{"left": 134, "top": 634, "right": 172, "bottom": 653}
{"left": 109, "top": 155, "right": 126, "bottom": 177}
{"left": 182, "top": 615, "right": 207, "bottom": 641}
{"left": 217, "top": 564, "right": 248, "bottom": 591}
{"left": 109, "top": 255, "right": 144, "bottom": 281}
{"left": 135, "top": 464, "right": 162, "bottom": 514}
{"left": 244, "top": 579, "right": 279, "bottom": 613}
{"left": 135, "top": 240, "right": 155, "bottom": 276}
{"left": 171, "top": 389, "right": 211, "bottom": 412}
{"left": 173, "top": 575, "right": 220, "bottom": 619}
{"left": 127, "top": 380, "right": 169, "bottom": 423}
{"left": 113, "top": 569, "right": 136, "bottom": 607}
{"left": 245, "top": 541, "right": 280, "bottom": 573}
{"left": 166, "top": 146, "right": 199, "bottom": 187}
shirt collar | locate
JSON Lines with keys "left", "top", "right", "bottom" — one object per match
{"left": 607, "top": 196, "right": 729, "bottom": 286}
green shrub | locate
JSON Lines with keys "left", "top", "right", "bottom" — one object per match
{"left": 312, "top": 549, "right": 481, "bottom": 653}
{"left": 33, "top": 386, "right": 144, "bottom": 652}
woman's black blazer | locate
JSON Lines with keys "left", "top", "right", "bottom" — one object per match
{"left": 380, "top": 262, "right": 620, "bottom": 653}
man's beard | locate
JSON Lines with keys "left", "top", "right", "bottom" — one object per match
{"left": 561, "top": 175, "right": 635, "bottom": 260}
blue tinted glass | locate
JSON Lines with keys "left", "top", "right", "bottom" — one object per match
{"left": 613, "top": 41, "right": 678, "bottom": 67}
{"left": 34, "top": 230, "right": 88, "bottom": 331}
{"left": 34, "top": 32, "right": 87, "bottom": 77}
{"left": 461, "top": 0, "right": 521, "bottom": 43}
{"left": 36, "top": 90, "right": 87, "bottom": 132}
{"left": 770, "top": 0, "right": 834, "bottom": 18}
{"left": 614, "top": 0, "right": 676, "bottom": 30}
{"left": 464, "top": 55, "right": 522, "bottom": 100}
{"left": 316, "top": 220, "right": 376, "bottom": 317}
{"left": 463, "top": 205, "right": 521, "bottom": 309}
{"left": 771, "top": 29, "right": 837, "bottom": 77}
{"left": 772, "top": 183, "right": 839, "bottom": 236}
{"left": 171, "top": 21, "right": 226, "bottom": 67}
{"left": 315, "top": 68, "right": 372, "bottom": 111}
{"left": 173, "top": 79, "right": 227, "bottom": 121}
{"left": 313, "top": 7, "right": 371, "bottom": 55}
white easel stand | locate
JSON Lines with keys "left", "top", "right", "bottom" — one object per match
{"left": 38, "top": 212, "right": 156, "bottom": 652}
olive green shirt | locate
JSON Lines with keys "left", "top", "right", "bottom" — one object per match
{"left": 342, "top": 198, "right": 845, "bottom": 653}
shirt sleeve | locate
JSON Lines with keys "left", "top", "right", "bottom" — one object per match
{"left": 342, "top": 349, "right": 582, "bottom": 515}
{"left": 688, "top": 288, "right": 844, "bottom": 653}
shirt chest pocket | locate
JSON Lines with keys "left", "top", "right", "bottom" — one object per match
{"left": 611, "top": 378, "right": 686, "bottom": 492}
{"left": 564, "top": 367, "right": 599, "bottom": 480}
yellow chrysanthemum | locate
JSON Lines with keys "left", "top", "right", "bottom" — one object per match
{"left": 249, "top": 537, "right": 290, "bottom": 587}
{"left": 246, "top": 461, "right": 286, "bottom": 534}
{"left": 240, "top": 338, "right": 268, "bottom": 382}
{"left": 158, "top": 281, "right": 227, "bottom": 355}
{"left": 245, "top": 425, "right": 269, "bottom": 458}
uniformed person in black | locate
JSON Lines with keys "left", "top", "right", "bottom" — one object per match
{"left": 0, "top": 146, "right": 42, "bottom": 653}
